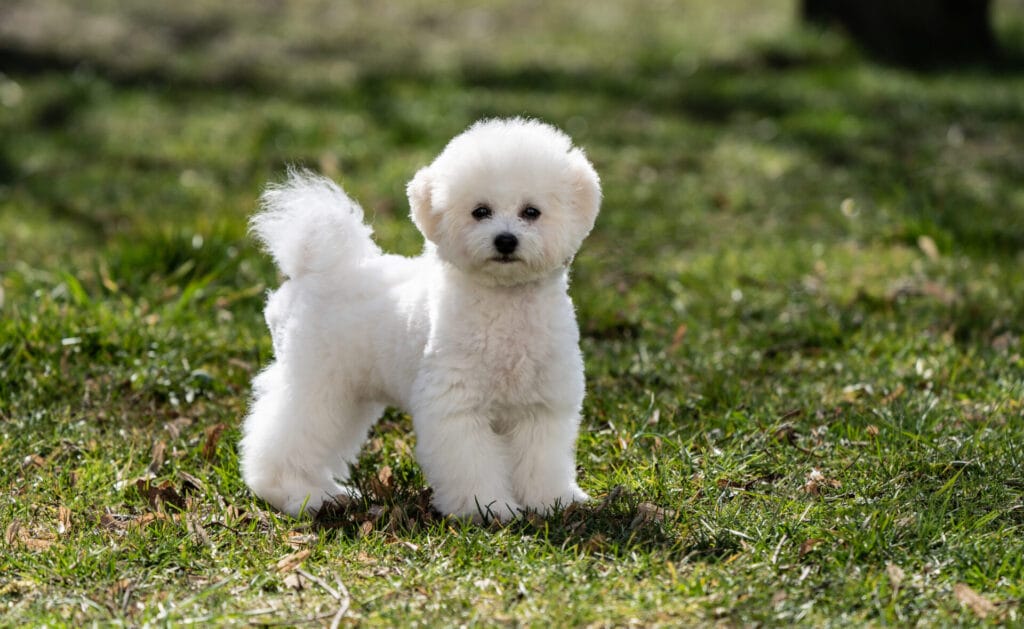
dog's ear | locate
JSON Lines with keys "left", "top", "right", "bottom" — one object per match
{"left": 407, "top": 167, "right": 441, "bottom": 242}
{"left": 568, "top": 148, "right": 602, "bottom": 231}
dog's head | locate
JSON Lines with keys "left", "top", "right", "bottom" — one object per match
{"left": 407, "top": 118, "right": 601, "bottom": 286}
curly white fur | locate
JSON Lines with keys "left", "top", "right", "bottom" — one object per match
{"left": 239, "top": 118, "right": 601, "bottom": 521}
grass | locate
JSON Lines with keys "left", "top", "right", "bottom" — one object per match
{"left": 2, "top": 0, "right": 1023, "bottom": 625}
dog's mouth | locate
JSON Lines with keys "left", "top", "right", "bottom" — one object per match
{"left": 490, "top": 255, "right": 522, "bottom": 264}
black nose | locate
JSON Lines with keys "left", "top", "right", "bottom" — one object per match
{"left": 493, "top": 232, "right": 518, "bottom": 255}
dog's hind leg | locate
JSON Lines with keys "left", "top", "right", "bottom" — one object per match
{"left": 326, "top": 402, "right": 385, "bottom": 490}
{"left": 240, "top": 363, "right": 374, "bottom": 517}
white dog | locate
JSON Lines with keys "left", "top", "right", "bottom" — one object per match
{"left": 239, "top": 118, "right": 601, "bottom": 522}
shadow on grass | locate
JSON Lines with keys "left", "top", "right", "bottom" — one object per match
{"left": 307, "top": 477, "right": 692, "bottom": 558}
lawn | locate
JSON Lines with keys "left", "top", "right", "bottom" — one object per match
{"left": 2, "top": 0, "right": 1023, "bottom": 625}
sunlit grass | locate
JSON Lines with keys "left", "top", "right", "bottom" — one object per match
{"left": 2, "top": 1, "right": 1023, "bottom": 625}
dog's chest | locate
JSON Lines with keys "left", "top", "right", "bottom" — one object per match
{"left": 471, "top": 311, "right": 556, "bottom": 394}
{"left": 431, "top": 297, "right": 574, "bottom": 408}
{"left": 477, "top": 317, "right": 552, "bottom": 391}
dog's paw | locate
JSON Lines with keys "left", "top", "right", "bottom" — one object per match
{"left": 566, "top": 486, "right": 590, "bottom": 505}
{"left": 522, "top": 484, "right": 590, "bottom": 516}
{"left": 250, "top": 471, "right": 355, "bottom": 518}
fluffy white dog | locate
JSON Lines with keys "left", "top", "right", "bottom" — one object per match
{"left": 240, "top": 118, "right": 601, "bottom": 522}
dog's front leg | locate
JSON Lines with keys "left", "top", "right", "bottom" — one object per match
{"left": 412, "top": 410, "right": 521, "bottom": 523}
{"left": 507, "top": 412, "right": 589, "bottom": 514}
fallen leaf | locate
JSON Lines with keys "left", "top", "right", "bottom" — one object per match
{"left": 595, "top": 486, "right": 628, "bottom": 513}
{"left": 669, "top": 324, "right": 688, "bottom": 352}
{"left": 954, "top": 583, "right": 996, "bottom": 619}
{"left": 803, "top": 468, "right": 824, "bottom": 495}
{"left": 98, "top": 261, "right": 120, "bottom": 293}
{"left": 100, "top": 513, "right": 126, "bottom": 531}
{"left": 582, "top": 533, "right": 608, "bottom": 552}
{"left": 202, "top": 423, "right": 227, "bottom": 461}
{"left": 920, "top": 281, "right": 955, "bottom": 304}
{"left": 799, "top": 538, "right": 823, "bottom": 558}
{"left": 992, "top": 331, "right": 1017, "bottom": 353}
{"left": 22, "top": 535, "right": 54, "bottom": 551}
{"left": 149, "top": 440, "right": 166, "bottom": 473}
{"left": 392, "top": 438, "right": 412, "bottom": 457}
{"left": 5, "top": 520, "right": 56, "bottom": 551}
{"left": 276, "top": 549, "right": 311, "bottom": 573}
{"left": 57, "top": 506, "right": 72, "bottom": 536}
{"left": 133, "top": 512, "right": 173, "bottom": 528}
{"left": 842, "top": 383, "right": 873, "bottom": 402}
{"left": 630, "top": 502, "right": 675, "bottom": 529}
{"left": 918, "top": 235, "right": 940, "bottom": 261}
{"left": 0, "top": 580, "right": 34, "bottom": 597}
{"left": 179, "top": 471, "right": 205, "bottom": 495}
{"left": 413, "top": 487, "right": 434, "bottom": 515}
{"left": 803, "top": 468, "right": 840, "bottom": 495}
{"left": 368, "top": 465, "right": 394, "bottom": 500}
{"left": 164, "top": 417, "right": 193, "bottom": 439}
{"left": 524, "top": 511, "right": 545, "bottom": 528}
{"left": 387, "top": 504, "right": 408, "bottom": 533}
{"left": 886, "top": 563, "right": 905, "bottom": 593}
{"left": 881, "top": 384, "right": 906, "bottom": 405}
{"left": 137, "top": 479, "right": 185, "bottom": 512}
{"left": 283, "top": 572, "right": 306, "bottom": 591}
{"left": 100, "top": 511, "right": 174, "bottom": 534}
{"left": 640, "top": 501, "right": 675, "bottom": 520}
{"left": 108, "top": 578, "right": 132, "bottom": 599}
{"left": 771, "top": 590, "right": 787, "bottom": 607}
{"left": 285, "top": 531, "right": 318, "bottom": 548}
{"left": 21, "top": 454, "right": 45, "bottom": 469}
{"left": 114, "top": 472, "right": 155, "bottom": 492}
{"left": 186, "top": 513, "right": 211, "bottom": 547}
{"left": 866, "top": 424, "right": 880, "bottom": 437}
{"left": 387, "top": 536, "right": 419, "bottom": 551}
{"left": 319, "top": 151, "right": 340, "bottom": 177}
{"left": 227, "top": 357, "right": 254, "bottom": 372}
{"left": 773, "top": 424, "right": 798, "bottom": 444}
{"left": 896, "top": 514, "right": 917, "bottom": 528}
{"left": 367, "top": 504, "right": 387, "bottom": 522}
{"left": 5, "top": 519, "right": 21, "bottom": 546}
{"left": 376, "top": 465, "right": 391, "bottom": 489}
{"left": 473, "top": 577, "right": 498, "bottom": 591}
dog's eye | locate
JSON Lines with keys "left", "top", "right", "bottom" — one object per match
{"left": 471, "top": 205, "right": 492, "bottom": 220}
{"left": 521, "top": 206, "right": 542, "bottom": 221}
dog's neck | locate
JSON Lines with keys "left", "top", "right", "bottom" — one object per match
{"left": 433, "top": 254, "right": 569, "bottom": 296}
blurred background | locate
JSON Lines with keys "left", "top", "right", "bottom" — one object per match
{"left": 1, "top": 0, "right": 1022, "bottom": 389}
{"left": 2, "top": 1, "right": 1022, "bottom": 260}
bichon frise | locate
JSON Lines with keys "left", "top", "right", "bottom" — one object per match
{"left": 240, "top": 117, "right": 601, "bottom": 522}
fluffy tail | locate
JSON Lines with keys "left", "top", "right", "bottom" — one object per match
{"left": 250, "top": 169, "right": 379, "bottom": 278}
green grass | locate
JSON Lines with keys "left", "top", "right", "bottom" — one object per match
{"left": 2, "top": 0, "right": 1024, "bottom": 625}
